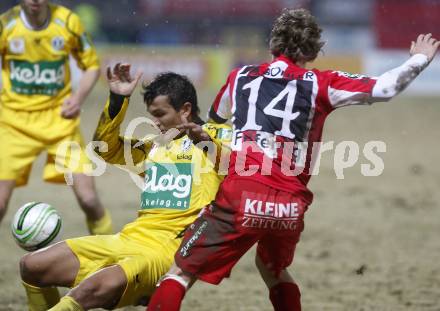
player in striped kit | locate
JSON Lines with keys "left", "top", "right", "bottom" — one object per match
{"left": 147, "top": 8, "right": 440, "bottom": 311}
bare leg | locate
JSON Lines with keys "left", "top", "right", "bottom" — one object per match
{"left": 20, "top": 241, "right": 79, "bottom": 287}
{"left": 21, "top": 241, "right": 126, "bottom": 310}
{"left": 72, "top": 174, "right": 104, "bottom": 221}
{"left": 160, "top": 263, "right": 197, "bottom": 289}
{"left": 256, "top": 254, "right": 301, "bottom": 311}
{"left": 68, "top": 265, "right": 127, "bottom": 310}
{"left": 255, "top": 254, "right": 294, "bottom": 288}
{"left": 0, "top": 180, "right": 15, "bottom": 224}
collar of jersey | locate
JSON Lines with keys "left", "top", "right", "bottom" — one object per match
{"left": 20, "top": 8, "right": 51, "bottom": 31}
{"left": 276, "top": 54, "right": 298, "bottom": 66}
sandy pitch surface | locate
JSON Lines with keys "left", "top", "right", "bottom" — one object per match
{"left": 1, "top": 85, "right": 440, "bottom": 310}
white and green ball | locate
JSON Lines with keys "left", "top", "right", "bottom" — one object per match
{"left": 11, "top": 202, "right": 62, "bottom": 251}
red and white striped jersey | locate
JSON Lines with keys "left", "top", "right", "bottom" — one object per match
{"left": 209, "top": 55, "right": 377, "bottom": 204}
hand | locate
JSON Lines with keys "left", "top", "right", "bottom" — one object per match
{"left": 61, "top": 96, "right": 82, "bottom": 119}
{"left": 410, "top": 33, "right": 440, "bottom": 62}
{"left": 106, "top": 63, "right": 143, "bottom": 96}
{"left": 176, "top": 115, "right": 211, "bottom": 144}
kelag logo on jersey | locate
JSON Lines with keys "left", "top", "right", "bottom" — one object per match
{"left": 9, "top": 59, "right": 65, "bottom": 96}
{"left": 141, "top": 163, "right": 193, "bottom": 210}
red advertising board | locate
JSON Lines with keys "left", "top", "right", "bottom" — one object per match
{"left": 138, "top": 0, "right": 310, "bottom": 18}
{"left": 374, "top": 0, "right": 440, "bottom": 49}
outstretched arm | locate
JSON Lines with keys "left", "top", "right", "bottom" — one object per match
{"left": 370, "top": 33, "right": 440, "bottom": 102}
{"left": 106, "top": 63, "right": 143, "bottom": 97}
{"left": 93, "top": 64, "right": 150, "bottom": 167}
{"left": 328, "top": 33, "right": 440, "bottom": 108}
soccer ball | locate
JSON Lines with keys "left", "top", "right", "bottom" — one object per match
{"left": 11, "top": 202, "right": 63, "bottom": 251}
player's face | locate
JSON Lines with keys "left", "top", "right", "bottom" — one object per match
{"left": 147, "top": 95, "right": 188, "bottom": 133}
{"left": 21, "top": 0, "right": 49, "bottom": 16}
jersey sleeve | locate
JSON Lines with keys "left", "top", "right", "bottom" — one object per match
{"left": 0, "top": 17, "right": 4, "bottom": 53}
{"left": 208, "top": 70, "right": 236, "bottom": 123}
{"left": 0, "top": 11, "right": 10, "bottom": 54}
{"left": 370, "top": 54, "right": 428, "bottom": 102}
{"left": 93, "top": 93, "right": 153, "bottom": 169}
{"left": 325, "top": 70, "right": 377, "bottom": 109}
{"left": 66, "top": 12, "right": 99, "bottom": 71}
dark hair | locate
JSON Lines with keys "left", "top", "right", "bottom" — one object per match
{"left": 142, "top": 72, "right": 203, "bottom": 124}
{"left": 269, "top": 8, "right": 324, "bottom": 62}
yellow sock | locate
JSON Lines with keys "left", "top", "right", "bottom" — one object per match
{"left": 87, "top": 208, "right": 113, "bottom": 235}
{"left": 48, "top": 296, "right": 84, "bottom": 311}
{"left": 22, "top": 281, "right": 60, "bottom": 311}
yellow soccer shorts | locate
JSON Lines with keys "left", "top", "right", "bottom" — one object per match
{"left": 0, "top": 106, "right": 91, "bottom": 186}
{"left": 65, "top": 232, "right": 177, "bottom": 307}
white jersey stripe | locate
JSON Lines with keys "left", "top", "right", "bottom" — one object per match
{"left": 328, "top": 87, "right": 372, "bottom": 108}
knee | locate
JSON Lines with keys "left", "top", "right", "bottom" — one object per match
{"left": 20, "top": 253, "right": 44, "bottom": 285}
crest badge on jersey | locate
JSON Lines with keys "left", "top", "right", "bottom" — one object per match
{"left": 9, "top": 38, "right": 25, "bottom": 54}
{"left": 51, "top": 36, "right": 65, "bottom": 51}
{"left": 181, "top": 138, "right": 193, "bottom": 153}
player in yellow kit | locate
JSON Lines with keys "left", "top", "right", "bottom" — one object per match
{"left": 19, "top": 63, "right": 231, "bottom": 310}
{"left": 0, "top": 0, "right": 112, "bottom": 234}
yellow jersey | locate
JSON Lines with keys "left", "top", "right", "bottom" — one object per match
{"left": 94, "top": 93, "right": 232, "bottom": 244}
{"left": 0, "top": 4, "right": 99, "bottom": 111}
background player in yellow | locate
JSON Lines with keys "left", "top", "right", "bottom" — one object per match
{"left": 0, "top": 0, "right": 112, "bottom": 234}
{"left": 18, "top": 63, "right": 231, "bottom": 310}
